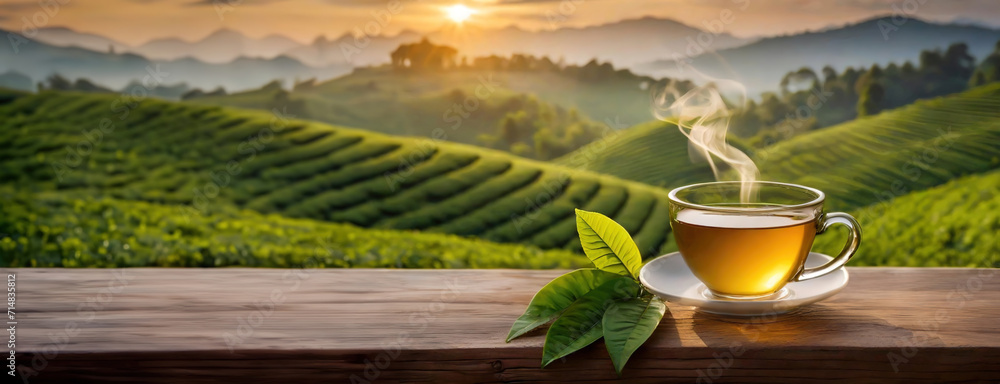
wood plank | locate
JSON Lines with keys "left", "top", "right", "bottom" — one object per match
{"left": 7, "top": 267, "right": 1000, "bottom": 383}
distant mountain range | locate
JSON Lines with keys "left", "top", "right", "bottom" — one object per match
{"left": 285, "top": 30, "right": 425, "bottom": 67}
{"left": 635, "top": 16, "right": 1000, "bottom": 95}
{"left": 0, "top": 30, "right": 351, "bottom": 92}
{"left": 31, "top": 27, "right": 131, "bottom": 53}
{"left": 131, "top": 29, "right": 302, "bottom": 63}
{"left": 27, "top": 17, "right": 750, "bottom": 69}
{"left": 9, "top": 15, "right": 1000, "bottom": 95}
{"left": 429, "top": 17, "right": 748, "bottom": 69}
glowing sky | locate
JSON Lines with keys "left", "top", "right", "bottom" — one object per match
{"left": 1, "top": 0, "right": 998, "bottom": 46}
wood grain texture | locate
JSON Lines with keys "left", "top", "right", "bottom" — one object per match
{"left": 6, "top": 267, "right": 1000, "bottom": 383}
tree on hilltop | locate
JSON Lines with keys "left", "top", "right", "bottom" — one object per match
{"left": 390, "top": 39, "right": 458, "bottom": 70}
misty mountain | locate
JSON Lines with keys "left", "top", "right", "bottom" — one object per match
{"left": 429, "top": 16, "right": 748, "bottom": 69}
{"left": 0, "top": 31, "right": 350, "bottom": 92}
{"left": 131, "top": 28, "right": 302, "bottom": 63}
{"left": 27, "top": 17, "right": 748, "bottom": 70}
{"left": 31, "top": 27, "right": 131, "bottom": 53}
{"left": 288, "top": 17, "right": 748, "bottom": 68}
{"left": 636, "top": 16, "right": 1000, "bottom": 95}
{"left": 27, "top": 26, "right": 303, "bottom": 64}
{"left": 0, "top": 71, "right": 33, "bottom": 92}
{"left": 284, "top": 30, "right": 423, "bottom": 67}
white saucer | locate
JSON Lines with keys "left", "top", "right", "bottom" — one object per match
{"left": 639, "top": 252, "right": 848, "bottom": 317}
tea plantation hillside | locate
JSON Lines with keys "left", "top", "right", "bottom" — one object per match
{"left": 758, "top": 83, "right": 1000, "bottom": 211}
{"left": 811, "top": 170, "right": 1000, "bottom": 267}
{"left": 0, "top": 189, "right": 586, "bottom": 269}
{"left": 189, "top": 66, "right": 660, "bottom": 140}
{"left": 0, "top": 91, "right": 676, "bottom": 258}
{"left": 187, "top": 76, "right": 594, "bottom": 156}
{"left": 553, "top": 120, "right": 719, "bottom": 188}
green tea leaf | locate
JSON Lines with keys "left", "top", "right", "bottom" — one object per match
{"left": 575, "top": 209, "right": 643, "bottom": 280}
{"left": 507, "top": 268, "right": 624, "bottom": 342}
{"left": 602, "top": 295, "right": 667, "bottom": 375}
{"left": 541, "top": 277, "right": 640, "bottom": 367}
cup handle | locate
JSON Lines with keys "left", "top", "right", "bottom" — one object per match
{"left": 793, "top": 212, "right": 862, "bottom": 282}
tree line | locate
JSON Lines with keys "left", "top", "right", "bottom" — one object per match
{"left": 389, "top": 38, "right": 660, "bottom": 85}
{"left": 732, "top": 40, "right": 1000, "bottom": 148}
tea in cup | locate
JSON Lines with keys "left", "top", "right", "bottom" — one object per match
{"left": 668, "top": 181, "right": 861, "bottom": 299}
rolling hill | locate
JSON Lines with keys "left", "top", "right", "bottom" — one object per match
{"left": 185, "top": 65, "right": 669, "bottom": 157}
{"left": 0, "top": 90, "right": 678, "bottom": 258}
{"left": 553, "top": 120, "right": 718, "bottom": 189}
{"left": 637, "top": 16, "right": 1000, "bottom": 95}
{"left": 194, "top": 65, "right": 663, "bottom": 127}
{"left": 811, "top": 169, "right": 1000, "bottom": 267}
{"left": 556, "top": 83, "right": 1000, "bottom": 210}
{"left": 551, "top": 83, "right": 1000, "bottom": 268}
{"left": 757, "top": 82, "right": 1000, "bottom": 211}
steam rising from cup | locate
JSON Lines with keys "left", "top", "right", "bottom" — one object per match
{"left": 653, "top": 75, "right": 760, "bottom": 204}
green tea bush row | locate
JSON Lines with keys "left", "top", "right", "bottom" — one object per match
{"left": 555, "top": 184, "right": 629, "bottom": 251}
{"left": 0, "top": 91, "right": 680, "bottom": 259}
{"left": 620, "top": 197, "right": 673, "bottom": 257}
{"left": 381, "top": 166, "right": 542, "bottom": 230}
{"left": 261, "top": 141, "right": 399, "bottom": 181}
{"left": 813, "top": 170, "right": 1000, "bottom": 267}
{"left": 483, "top": 177, "right": 599, "bottom": 243}
{"left": 434, "top": 173, "right": 570, "bottom": 236}
{"left": 329, "top": 155, "right": 510, "bottom": 227}
{"left": 0, "top": 191, "right": 587, "bottom": 269}
{"left": 241, "top": 133, "right": 361, "bottom": 176}
{"left": 256, "top": 145, "right": 432, "bottom": 213}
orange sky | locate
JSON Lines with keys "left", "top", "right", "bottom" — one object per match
{"left": 1, "top": 0, "right": 997, "bottom": 45}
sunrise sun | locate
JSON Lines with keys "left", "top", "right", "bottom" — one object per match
{"left": 445, "top": 4, "right": 475, "bottom": 23}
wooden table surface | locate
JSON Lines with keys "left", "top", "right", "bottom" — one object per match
{"left": 8, "top": 267, "right": 1000, "bottom": 383}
